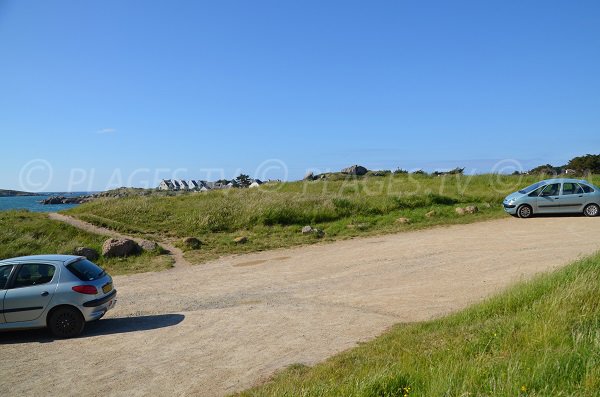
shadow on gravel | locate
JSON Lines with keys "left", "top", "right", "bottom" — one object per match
{"left": 0, "top": 313, "right": 185, "bottom": 344}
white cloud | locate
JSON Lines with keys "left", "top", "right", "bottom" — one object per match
{"left": 97, "top": 128, "right": 117, "bottom": 134}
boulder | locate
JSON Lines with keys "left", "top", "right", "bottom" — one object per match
{"left": 139, "top": 240, "right": 158, "bottom": 251}
{"left": 73, "top": 247, "right": 99, "bottom": 261}
{"left": 301, "top": 225, "right": 313, "bottom": 234}
{"left": 182, "top": 237, "right": 201, "bottom": 250}
{"left": 425, "top": 210, "right": 436, "bottom": 218}
{"left": 396, "top": 217, "right": 411, "bottom": 224}
{"left": 465, "top": 205, "right": 479, "bottom": 214}
{"left": 455, "top": 207, "right": 466, "bottom": 215}
{"left": 102, "top": 238, "right": 139, "bottom": 258}
{"left": 341, "top": 165, "right": 368, "bottom": 176}
{"left": 313, "top": 228, "right": 325, "bottom": 238}
{"left": 234, "top": 236, "right": 248, "bottom": 244}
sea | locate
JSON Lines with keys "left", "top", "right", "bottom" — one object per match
{"left": 0, "top": 192, "right": 96, "bottom": 212}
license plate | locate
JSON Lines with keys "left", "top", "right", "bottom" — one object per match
{"left": 102, "top": 282, "right": 113, "bottom": 294}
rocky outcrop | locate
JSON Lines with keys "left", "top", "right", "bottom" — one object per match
{"left": 455, "top": 206, "right": 479, "bottom": 215}
{"left": 73, "top": 247, "right": 99, "bottom": 261}
{"left": 102, "top": 238, "right": 139, "bottom": 257}
{"left": 139, "top": 240, "right": 159, "bottom": 251}
{"left": 39, "top": 195, "right": 94, "bottom": 205}
{"left": 341, "top": 165, "right": 368, "bottom": 176}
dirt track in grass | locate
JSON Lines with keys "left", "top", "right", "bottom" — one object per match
{"left": 2, "top": 216, "right": 600, "bottom": 396}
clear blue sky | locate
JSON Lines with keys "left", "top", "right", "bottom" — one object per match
{"left": 1, "top": 0, "right": 599, "bottom": 191}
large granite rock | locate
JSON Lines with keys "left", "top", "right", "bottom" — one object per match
{"left": 102, "top": 238, "right": 139, "bottom": 257}
{"left": 73, "top": 247, "right": 99, "bottom": 261}
{"left": 341, "top": 165, "right": 368, "bottom": 176}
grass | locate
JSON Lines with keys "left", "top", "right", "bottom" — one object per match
{"left": 66, "top": 174, "right": 600, "bottom": 264}
{"left": 0, "top": 210, "right": 172, "bottom": 275}
{"left": 236, "top": 252, "right": 600, "bottom": 397}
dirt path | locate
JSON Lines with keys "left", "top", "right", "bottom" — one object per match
{"left": 48, "top": 212, "right": 190, "bottom": 268}
{"left": 2, "top": 216, "right": 600, "bottom": 396}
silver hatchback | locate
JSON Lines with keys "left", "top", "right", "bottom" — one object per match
{"left": 503, "top": 178, "right": 600, "bottom": 218}
{"left": 0, "top": 255, "right": 117, "bottom": 338}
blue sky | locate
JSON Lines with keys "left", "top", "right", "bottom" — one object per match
{"left": 1, "top": 0, "right": 599, "bottom": 191}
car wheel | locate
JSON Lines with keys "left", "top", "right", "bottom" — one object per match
{"left": 517, "top": 205, "right": 533, "bottom": 219}
{"left": 584, "top": 203, "right": 599, "bottom": 217}
{"left": 48, "top": 306, "right": 85, "bottom": 338}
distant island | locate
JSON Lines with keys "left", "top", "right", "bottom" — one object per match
{"left": 0, "top": 189, "right": 43, "bottom": 197}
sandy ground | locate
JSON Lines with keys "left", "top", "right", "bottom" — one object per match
{"left": 1, "top": 216, "right": 600, "bottom": 396}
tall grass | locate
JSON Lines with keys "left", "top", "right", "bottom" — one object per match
{"left": 237, "top": 252, "right": 600, "bottom": 397}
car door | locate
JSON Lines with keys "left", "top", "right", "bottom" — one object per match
{"left": 3, "top": 263, "right": 58, "bottom": 323}
{"left": 559, "top": 182, "right": 586, "bottom": 213}
{"left": 0, "top": 264, "right": 15, "bottom": 324}
{"left": 536, "top": 183, "right": 562, "bottom": 213}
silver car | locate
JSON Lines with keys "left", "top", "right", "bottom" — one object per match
{"left": 503, "top": 178, "right": 600, "bottom": 218}
{"left": 0, "top": 255, "right": 117, "bottom": 338}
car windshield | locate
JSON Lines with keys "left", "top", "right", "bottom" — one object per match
{"left": 518, "top": 181, "right": 547, "bottom": 194}
{"left": 66, "top": 258, "right": 106, "bottom": 281}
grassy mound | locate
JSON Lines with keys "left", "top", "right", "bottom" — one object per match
{"left": 237, "top": 252, "right": 600, "bottom": 397}
{"left": 0, "top": 210, "right": 172, "bottom": 275}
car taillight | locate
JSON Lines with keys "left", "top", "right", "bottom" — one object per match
{"left": 72, "top": 285, "right": 98, "bottom": 294}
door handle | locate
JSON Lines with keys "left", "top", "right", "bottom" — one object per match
{"left": 41, "top": 291, "right": 49, "bottom": 297}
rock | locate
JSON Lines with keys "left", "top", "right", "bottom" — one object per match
{"left": 455, "top": 207, "right": 466, "bottom": 215}
{"left": 313, "top": 228, "right": 325, "bottom": 238}
{"left": 301, "top": 225, "right": 313, "bottom": 234}
{"left": 139, "top": 240, "right": 158, "bottom": 251}
{"left": 341, "top": 165, "right": 368, "bottom": 176}
{"left": 182, "top": 237, "right": 201, "bottom": 250}
{"left": 234, "top": 236, "right": 248, "bottom": 244}
{"left": 102, "top": 238, "right": 139, "bottom": 258}
{"left": 425, "top": 210, "right": 436, "bottom": 218}
{"left": 73, "top": 247, "right": 99, "bottom": 261}
{"left": 465, "top": 205, "right": 479, "bottom": 214}
{"left": 301, "top": 225, "right": 324, "bottom": 237}
{"left": 303, "top": 172, "right": 315, "bottom": 181}
{"left": 396, "top": 217, "right": 411, "bottom": 224}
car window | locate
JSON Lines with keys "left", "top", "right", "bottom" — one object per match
{"left": 66, "top": 259, "right": 105, "bottom": 281}
{"left": 580, "top": 184, "right": 595, "bottom": 193}
{"left": 528, "top": 186, "right": 545, "bottom": 197}
{"left": 562, "top": 183, "right": 583, "bottom": 195}
{"left": 540, "top": 183, "right": 560, "bottom": 197}
{"left": 519, "top": 181, "right": 546, "bottom": 194}
{"left": 12, "top": 264, "right": 56, "bottom": 288}
{"left": 0, "top": 265, "right": 13, "bottom": 289}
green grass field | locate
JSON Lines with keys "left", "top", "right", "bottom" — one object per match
{"left": 236, "top": 252, "right": 600, "bottom": 397}
{"left": 66, "top": 174, "right": 600, "bottom": 263}
{"left": 0, "top": 210, "right": 172, "bottom": 275}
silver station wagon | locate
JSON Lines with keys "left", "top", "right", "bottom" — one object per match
{"left": 0, "top": 255, "right": 117, "bottom": 338}
{"left": 503, "top": 178, "right": 600, "bottom": 218}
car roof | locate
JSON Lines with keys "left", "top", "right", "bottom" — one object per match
{"left": 538, "top": 178, "right": 594, "bottom": 185}
{"left": 0, "top": 254, "right": 84, "bottom": 266}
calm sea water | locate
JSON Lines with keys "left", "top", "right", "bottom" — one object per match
{"left": 0, "top": 192, "right": 95, "bottom": 212}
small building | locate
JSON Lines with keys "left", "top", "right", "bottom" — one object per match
{"left": 249, "top": 179, "right": 263, "bottom": 188}
{"left": 158, "top": 180, "right": 175, "bottom": 191}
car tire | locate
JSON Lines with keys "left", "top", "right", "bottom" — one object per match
{"left": 584, "top": 203, "right": 600, "bottom": 217}
{"left": 517, "top": 204, "right": 533, "bottom": 219}
{"left": 48, "top": 306, "right": 85, "bottom": 338}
